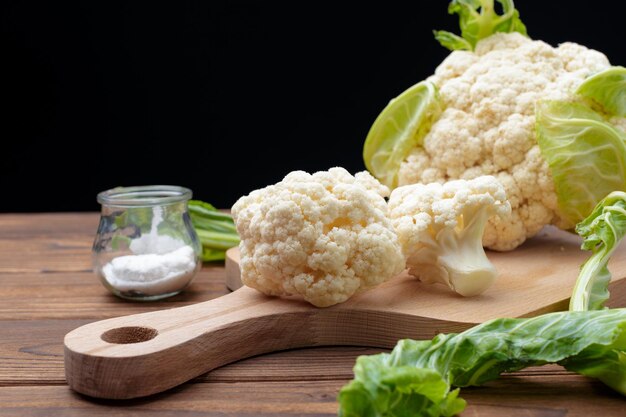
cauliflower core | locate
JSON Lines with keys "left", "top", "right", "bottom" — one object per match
{"left": 231, "top": 167, "right": 405, "bottom": 307}
{"left": 388, "top": 176, "right": 511, "bottom": 297}
{"left": 398, "top": 32, "right": 611, "bottom": 250}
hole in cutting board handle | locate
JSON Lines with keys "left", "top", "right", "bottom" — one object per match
{"left": 101, "top": 326, "right": 158, "bottom": 344}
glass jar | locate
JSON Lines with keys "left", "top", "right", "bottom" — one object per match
{"left": 93, "top": 185, "right": 202, "bottom": 301}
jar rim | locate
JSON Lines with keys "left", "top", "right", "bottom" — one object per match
{"left": 97, "top": 185, "right": 193, "bottom": 207}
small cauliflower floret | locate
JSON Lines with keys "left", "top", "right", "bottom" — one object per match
{"left": 231, "top": 167, "right": 405, "bottom": 307}
{"left": 388, "top": 176, "right": 511, "bottom": 297}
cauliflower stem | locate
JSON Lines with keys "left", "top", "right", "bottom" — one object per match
{"left": 434, "top": 0, "right": 528, "bottom": 51}
{"left": 421, "top": 205, "right": 497, "bottom": 297}
{"left": 389, "top": 176, "right": 510, "bottom": 297}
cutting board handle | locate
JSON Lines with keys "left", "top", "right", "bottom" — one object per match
{"left": 64, "top": 228, "right": 626, "bottom": 400}
{"left": 64, "top": 287, "right": 318, "bottom": 399}
{"left": 64, "top": 282, "right": 469, "bottom": 400}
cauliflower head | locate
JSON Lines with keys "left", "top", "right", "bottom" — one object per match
{"left": 231, "top": 167, "right": 405, "bottom": 307}
{"left": 388, "top": 176, "right": 511, "bottom": 297}
{"left": 398, "top": 32, "right": 611, "bottom": 251}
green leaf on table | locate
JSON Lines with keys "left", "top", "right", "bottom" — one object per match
{"left": 188, "top": 200, "right": 240, "bottom": 262}
{"left": 200, "top": 247, "right": 227, "bottom": 262}
{"left": 338, "top": 309, "right": 626, "bottom": 416}
{"left": 339, "top": 366, "right": 464, "bottom": 417}
{"left": 571, "top": 191, "right": 626, "bottom": 311}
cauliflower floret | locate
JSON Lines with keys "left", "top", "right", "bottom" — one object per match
{"left": 399, "top": 32, "right": 611, "bottom": 251}
{"left": 231, "top": 167, "right": 405, "bottom": 307}
{"left": 388, "top": 176, "right": 511, "bottom": 296}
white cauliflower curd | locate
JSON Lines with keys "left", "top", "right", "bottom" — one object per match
{"left": 398, "top": 32, "right": 611, "bottom": 250}
{"left": 364, "top": 1, "right": 626, "bottom": 253}
{"left": 231, "top": 167, "right": 405, "bottom": 307}
{"left": 389, "top": 176, "right": 511, "bottom": 296}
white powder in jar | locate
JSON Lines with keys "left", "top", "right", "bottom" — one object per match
{"left": 129, "top": 205, "right": 184, "bottom": 255}
{"left": 102, "top": 246, "right": 197, "bottom": 296}
{"left": 101, "top": 206, "right": 198, "bottom": 296}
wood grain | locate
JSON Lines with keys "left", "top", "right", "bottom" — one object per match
{"left": 0, "top": 318, "right": 383, "bottom": 385}
{"left": 0, "top": 375, "right": 624, "bottom": 417}
{"left": 0, "top": 213, "right": 98, "bottom": 273}
{"left": 0, "top": 269, "right": 228, "bottom": 320}
{"left": 64, "top": 226, "right": 626, "bottom": 399}
{"left": 0, "top": 213, "right": 98, "bottom": 237}
{"left": 226, "top": 226, "right": 626, "bottom": 322}
{"left": 0, "top": 382, "right": 342, "bottom": 416}
{"left": 0, "top": 316, "right": 576, "bottom": 386}
{"left": 461, "top": 376, "right": 626, "bottom": 416}
{"left": 2, "top": 213, "right": 626, "bottom": 416}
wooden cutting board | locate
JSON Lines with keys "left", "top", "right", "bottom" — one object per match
{"left": 64, "top": 227, "right": 626, "bottom": 400}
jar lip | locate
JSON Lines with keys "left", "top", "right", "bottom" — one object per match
{"left": 97, "top": 185, "right": 193, "bottom": 207}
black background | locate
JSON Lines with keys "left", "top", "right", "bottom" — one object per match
{"left": 3, "top": 1, "right": 625, "bottom": 212}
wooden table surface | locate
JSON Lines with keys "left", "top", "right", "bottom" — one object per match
{"left": 1, "top": 213, "right": 625, "bottom": 416}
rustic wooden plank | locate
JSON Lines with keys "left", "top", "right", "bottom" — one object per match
{"left": 60, "top": 225, "right": 626, "bottom": 399}
{"left": 0, "top": 213, "right": 97, "bottom": 273}
{"left": 0, "top": 382, "right": 341, "bottom": 416}
{"left": 0, "top": 268, "right": 229, "bottom": 320}
{"left": 205, "top": 346, "right": 383, "bottom": 383}
{"left": 0, "top": 213, "right": 99, "bottom": 238}
{"left": 0, "top": 319, "right": 74, "bottom": 386}
{"left": 0, "top": 376, "right": 624, "bottom": 417}
{"left": 0, "top": 317, "right": 381, "bottom": 385}
{"left": 461, "top": 376, "right": 626, "bottom": 416}
{"left": 205, "top": 353, "right": 577, "bottom": 383}
{"left": 0, "top": 316, "right": 588, "bottom": 388}
{"left": 0, "top": 238, "right": 93, "bottom": 273}
{"left": 0, "top": 212, "right": 226, "bottom": 273}
{"left": 2, "top": 212, "right": 625, "bottom": 414}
